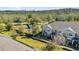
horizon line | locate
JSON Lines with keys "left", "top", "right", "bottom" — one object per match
{"left": 0, "top": 7, "right": 78, "bottom": 11}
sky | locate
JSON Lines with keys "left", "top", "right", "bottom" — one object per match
{"left": 0, "top": 7, "right": 78, "bottom": 11}
{"left": 0, "top": 7, "right": 69, "bottom": 11}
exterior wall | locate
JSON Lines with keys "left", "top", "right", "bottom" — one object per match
{"left": 42, "top": 25, "right": 53, "bottom": 37}
{"left": 63, "top": 29, "right": 76, "bottom": 40}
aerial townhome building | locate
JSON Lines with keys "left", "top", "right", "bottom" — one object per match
{"left": 42, "top": 21, "right": 79, "bottom": 48}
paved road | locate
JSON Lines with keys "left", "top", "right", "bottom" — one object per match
{"left": 0, "top": 34, "right": 34, "bottom": 51}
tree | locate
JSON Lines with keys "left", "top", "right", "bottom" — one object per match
{"left": 0, "top": 24, "right": 5, "bottom": 33}
{"left": 6, "top": 22, "right": 13, "bottom": 31}
{"left": 13, "top": 17, "right": 22, "bottom": 23}
{"left": 74, "top": 15, "right": 79, "bottom": 21}
{"left": 42, "top": 42, "right": 63, "bottom": 51}
{"left": 0, "top": 16, "right": 4, "bottom": 23}
{"left": 33, "top": 16, "right": 43, "bottom": 24}
{"left": 46, "top": 15, "right": 52, "bottom": 21}
{"left": 11, "top": 30, "right": 17, "bottom": 40}
{"left": 44, "top": 15, "right": 54, "bottom": 22}
{"left": 66, "top": 14, "right": 75, "bottom": 21}
{"left": 27, "top": 14, "right": 32, "bottom": 19}
{"left": 16, "top": 25, "right": 26, "bottom": 36}
{"left": 32, "top": 24, "right": 42, "bottom": 36}
{"left": 53, "top": 35, "right": 66, "bottom": 46}
{"left": 43, "top": 42, "right": 54, "bottom": 51}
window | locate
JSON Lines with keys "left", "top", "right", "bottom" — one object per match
{"left": 69, "top": 33, "right": 73, "bottom": 36}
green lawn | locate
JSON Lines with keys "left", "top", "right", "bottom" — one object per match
{"left": 2, "top": 31, "right": 13, "bottom": 36}
{"left": 16, "top": 36, "right": 47, "bottom": 50}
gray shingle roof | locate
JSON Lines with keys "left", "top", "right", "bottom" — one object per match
{"left": 49, "top": 22, "right": 79, "bottom": 34}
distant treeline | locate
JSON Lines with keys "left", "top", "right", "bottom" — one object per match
{"left": 0, "top": 8, "right": 79, "bottom": 14}
{"left": 0, "top": 8, "right": 79, "bottom": 24}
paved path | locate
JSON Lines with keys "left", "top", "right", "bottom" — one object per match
{"left": 0, "top": 34, "right": 34, "bottom": 51}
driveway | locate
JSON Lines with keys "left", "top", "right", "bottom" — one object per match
{"left": 0, "top": 34, "right": 34, "bottom": 51}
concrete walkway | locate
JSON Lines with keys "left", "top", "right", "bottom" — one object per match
{"left": 0, "top": 34, "right": 34, "bottom": 51}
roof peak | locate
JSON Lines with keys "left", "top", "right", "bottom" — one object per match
{"left": 64, "top": 27, "right": 76, "bottom": 33}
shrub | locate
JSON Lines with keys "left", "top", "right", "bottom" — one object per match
{"left": 11, "top": 30, "right": 17, "bottom": 40}
{"left": 32, "top": 24, "right": 42, "bottom": 36}
{"left": 6, "top": 23, "right": 13, "bottom": 31}
{"left": 0, "top": 24, "right": 5, "bottom": 33}
{"left": 16, "top": 25, "right": 26, "bottom": 36}
{"left": 42, "top": 42, "right": 63, "bottom": 51}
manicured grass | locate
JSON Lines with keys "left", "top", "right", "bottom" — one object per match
{"left": 2, "top": 31, "right": 13, "bottom": 36}
{"left": 16, "top": 36, "right": 47, "bottom": 50}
